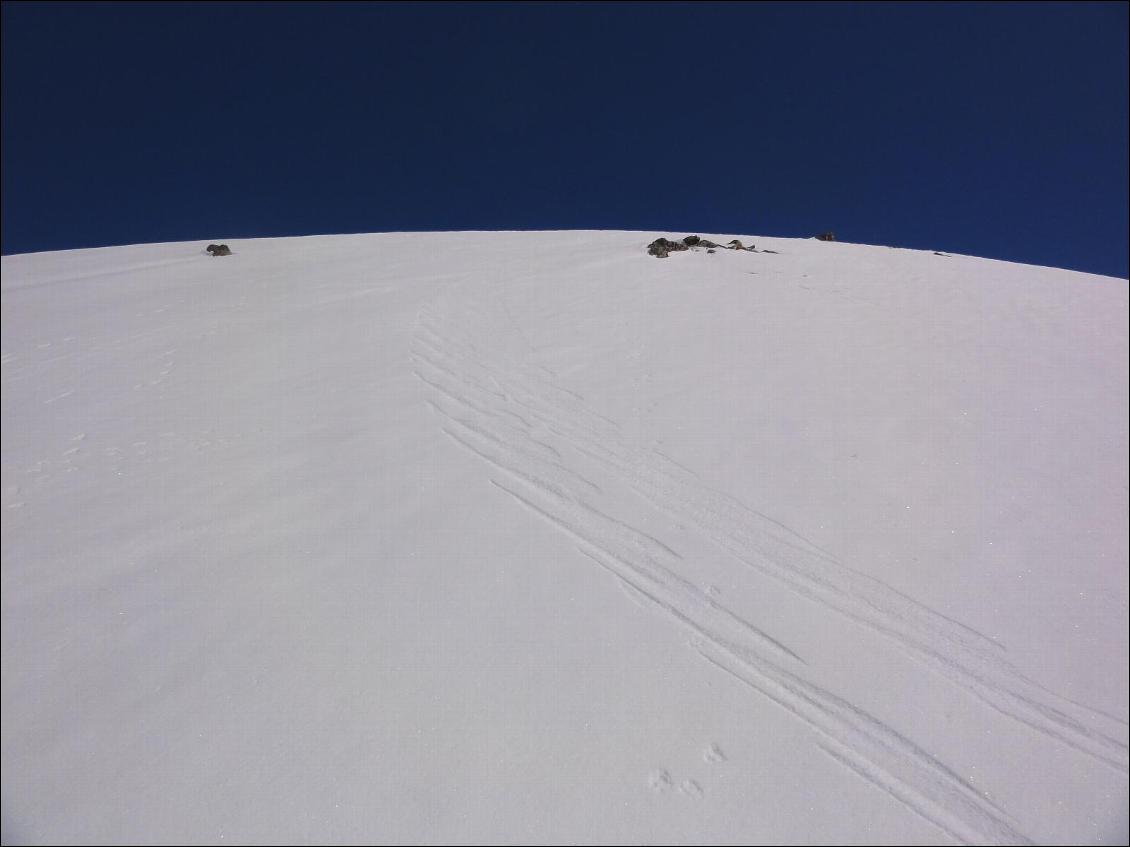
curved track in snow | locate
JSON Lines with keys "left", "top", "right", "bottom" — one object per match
{"left": 412, "top": 284, "right": 1128, "bottom": 846}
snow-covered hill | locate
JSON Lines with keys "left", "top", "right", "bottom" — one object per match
{"left": 2, "top": 231, "right": 1127, "bottom": 845}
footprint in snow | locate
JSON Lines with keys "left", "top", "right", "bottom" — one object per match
{"left": 679, "top": 779, "right": 704, "bottom": 800}
{"left": 704, "top": 742, "right": 726, "bottom": 763}
{"left": 647, "top": 769, "right": 673, "bottom": 793}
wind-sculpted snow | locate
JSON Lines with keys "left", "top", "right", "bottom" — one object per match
{"left": 412, "top": 285, "right": 1127, "bottom": 845}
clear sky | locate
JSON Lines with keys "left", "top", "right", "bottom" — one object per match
{"left": 2, "top": 2, "right": 1127, "bottom": 278}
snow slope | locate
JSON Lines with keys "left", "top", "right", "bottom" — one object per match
{"left": 2, "top": 231, "right": 1127, "bottom": 845}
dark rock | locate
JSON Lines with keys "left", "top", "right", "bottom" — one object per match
{"left": 647, "top": 236, "right": 737, "bottom": 257}
{"left": 647, "top": 237, "right": 689, "bottom": 258}
{"left": 206, "top": 243, "right": 232, "bottom": 256}
{"left": 814, "top": 232, "right": 836, "bottom": 242}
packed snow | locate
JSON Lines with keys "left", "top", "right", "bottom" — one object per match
{"left": 2, "top": 231, "right": 1127, "bottom": 844}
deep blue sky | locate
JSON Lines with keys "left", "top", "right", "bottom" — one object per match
{"left": 3, "top": 2, "right": 1127, "bottom": 277}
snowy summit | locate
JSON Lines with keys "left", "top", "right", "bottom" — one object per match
{"left": 2, "top": 231, "right": 1127, "bottom": 844}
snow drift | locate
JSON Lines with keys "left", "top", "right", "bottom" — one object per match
{"left": 2, "top": 231, "right": 1127, "bottom": 844}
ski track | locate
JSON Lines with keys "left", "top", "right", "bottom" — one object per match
{"left": 410, "top": 293, "right": 1128, "bottom": 844}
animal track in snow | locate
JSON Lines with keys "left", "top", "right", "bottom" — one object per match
{"left": 704, "top": 743, "right": 726, "bottom": 763}
{"left": 647, "top": 769, "right": 673, "bottom": 793}
{"left": 648, "top": 769, "right": 704, "bottom": 800}
{"left": 678, "top": 779, "right": 704, "bottom": 800}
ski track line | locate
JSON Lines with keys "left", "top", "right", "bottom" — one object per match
{"left": 419, "top": 333, "right": 813, "bottom": 666}
{"left": 415, "top": 321, "right": 1036, "bottom": 843}
{"left": 501, "top": 481, "right": 1028, "bottom": 847}
{"left": 428, "top": 391, "right": 805, "bottom": 666}
{"left": 420, "top": 301, "right": 1130, "bottom": 734}
{"left": 423, "top": 392, "right": 595, "bottom": 495}
{"left": 411, "top": 300, "right": 1129, "bottom": 776}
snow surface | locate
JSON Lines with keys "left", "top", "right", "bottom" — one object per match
{"left": 2, "top": 231, "right": 1127, "bottom": 845}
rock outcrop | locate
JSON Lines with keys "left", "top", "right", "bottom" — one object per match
{"left": 648, "top": 236, "right": 749, "bottom": 257}
{"left": 206, "top": 244, "right": 232, "bottom": 256}
{"left": 647, "top": 238, "right": 689, "bottom": 258}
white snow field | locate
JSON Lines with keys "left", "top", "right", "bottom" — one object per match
{"left": 2, "top": 231, "right": 1127, "bottom": 845}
